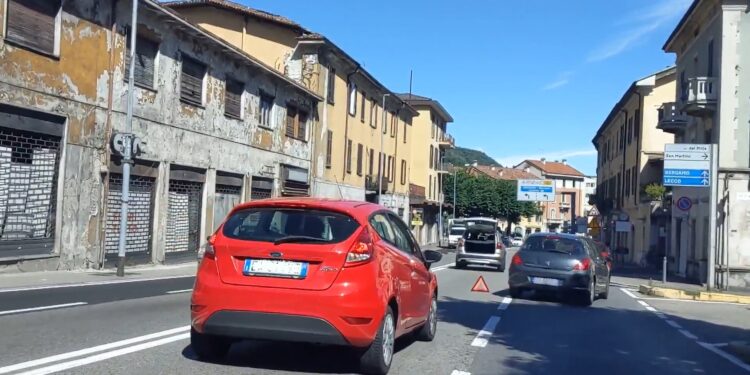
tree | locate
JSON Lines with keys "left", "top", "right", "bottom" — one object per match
{"left": 443, "top": 172, "right": 541, "bottom": 225}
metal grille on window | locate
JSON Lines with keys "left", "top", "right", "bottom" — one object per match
{"left": 281, "top": 166, "right": 309, "bottom": 197}
{"left": 214, "top": 184, "right": 241, "bottom": 231}
{"left": 104, "top": 174, "right": 155, "bottom": 261}
{"left": 251, "top": 177, "right": 273, "bottom": 200}
{"left": 0, "top": 127, "right": 61, "bottom": 255}
{"left": 165, "top": 180, "right": 203, "bottom": 256}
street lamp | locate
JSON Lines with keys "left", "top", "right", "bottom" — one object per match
{"left": 378, "top": 93, "right": 390, "bottom": 205}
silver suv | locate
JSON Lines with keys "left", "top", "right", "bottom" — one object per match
{"left": 455, "top": 224, "right": 506, "bottom": 272}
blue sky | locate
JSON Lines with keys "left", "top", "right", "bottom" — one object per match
{"left": 241, "top": 0, "right": 692, "bottom": 175}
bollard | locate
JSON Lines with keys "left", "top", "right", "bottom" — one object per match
{"left": 662, "top": 256, "right": 667, "bottom": 284}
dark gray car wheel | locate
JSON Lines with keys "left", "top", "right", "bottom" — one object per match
{"left": 599, "top": 276, "right": 610, "bottom": 299}
{"left": 580, "top": 277, "right": 595, "bottom": 306}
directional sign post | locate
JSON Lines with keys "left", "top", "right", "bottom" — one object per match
{"left": 517, "top": 179, "right": 555, "bottom": 202}
{"left": 663, "top": 143, "right": 719, "bottom": 289}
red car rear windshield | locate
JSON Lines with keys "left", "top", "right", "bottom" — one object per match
{"left": 222, "top": 207, "right": 360, "bottom": 244}
{"left": 522, "top": 236, "right": 585, "bottom": 255}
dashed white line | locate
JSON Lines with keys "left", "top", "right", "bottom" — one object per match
{"left": 471, "top": 316, "right": 500, "bottom": 347}
{"left": 637, "top": 300, "right": 650, "bottom": 307}
{"left": 497, "top": 297, "right": 512, "bottom": 310}
{"left": 0, "top": 302, "right": 87, "bottom": 317}
{"left": 451, "top": 371, "right": 472, "bottom": 375}
{"left": 679, "top": 329, "right": 698, "bottom": 340}
{"left": 698, "top": 341, "right": 750, "bottom": 372}
{"left": 165, "top": 289, "right": 192, "bottom": 294}
{"left": 620, "top": 287, "right": 638, "bottom": 299}
{"left": 17, "top": 333, "right": 190, "bottom": 375}
{"left": 0, "top": 326, "right": 190, "bottom": 374}
{"left": 644, "top": 305, "right": 657, "bottom": 312}
{"left": 665, "top": 320, "right": 682, "bottom": 329}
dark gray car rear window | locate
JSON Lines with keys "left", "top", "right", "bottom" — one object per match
{"left": 222, "top": 208, "right": 359, "bottom": 244}
{"left": 522, "top": 236, "right": 585, "bottom": 255}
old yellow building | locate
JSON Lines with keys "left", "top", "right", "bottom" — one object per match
{"left": 399, "top": 94, "right": 454, "bottom": 245}
{"left": 167, "top": 0, "right": 418, "bottom": 220}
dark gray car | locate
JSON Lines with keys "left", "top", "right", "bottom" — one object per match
{"left": 508, "top": 233, "right": 610, "bottom": 306}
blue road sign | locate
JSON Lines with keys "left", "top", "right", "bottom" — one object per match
{"left": 520, "top": 186, "right": 553, "bottom": 193}
{"left": 664, "top": 169, "right": 710, "bottom": 178}
{"left": 663, "top": 176, "right": 710, "bottom": 187}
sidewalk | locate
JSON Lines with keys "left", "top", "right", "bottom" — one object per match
{"left": 610, "top": 263, "right": 702, "bottom": 290}
{"left": 0, "top": 262, "right": 198, "bottom": 291}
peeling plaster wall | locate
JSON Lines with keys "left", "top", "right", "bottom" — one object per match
{"left": 0, "top": 0, "right": 114, "bottom": 270}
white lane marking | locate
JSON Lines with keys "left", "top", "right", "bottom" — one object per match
{"left": 0, "top": 275, "right": 195, "bottom": 293}
{"left": 451, "top": 371, "right": 472, "bottom": 375}
{"left": 17, "top": 333, "right": 190, "bottom": 375}
{"left": 620, "top": 287, "right": 639, "bottom": 299}
{"left": 697, "top": 341, "right": 750, "bottom": 372}
{"left": 431, "top": 263, "right": 455, "bottom": 272}
{"left": 665, "top": 320, "right": 682, "bottom": 329}
{"left": 644, "top": 306, "right": 657, "bottom": 312}
{"left": 471, "top": 316, "right": 500, "bottom": 347}
{"left": 680, "top": 329, "right": 698, "bottom": 340}
{"left": 497, "top": 297, "right": 512, "bottom": 310}
{"left": 713, "top": 343, "right": 729, "bottom": 347}
{"left": 637, "top": 300, "right": 650, "bottom": 307}
{"left": 0, "top": 302, "right": 87, "bottom": 316}
{"left": 0, "top": 326, "right": 190, "bottom": 374}
{"left": 165, "top": 289, "right": 192, "bottom": 294}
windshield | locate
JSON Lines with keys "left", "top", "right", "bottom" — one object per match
{"left": 522, "top": 236, "right": 585, "bottom": 256}
{"left": 449, "top": 227, "right": 466, "bottom": 236}
{"left": 222, "top": 208, "right": 359, "bottom": 244}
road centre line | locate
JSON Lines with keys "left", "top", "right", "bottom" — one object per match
{"left": 471, "top": 316, "right": 500, "bottom": 348}
{"left": 0, "top": 326, "right": 190, "bottom": 374}
{"left": 450, "top": 371, "right": 472, "bottom": 375}
{"left": 697, "top": 341, "right": 750, "bottom": 372}
{"left": 620, "top": 288, "right": 639, "bottom": 299}
{"left": 665, "top": 320, "right": 682, "bottom": 329}
{"left": 680, "top": 329, "right": 698, "bottom": 340}
{"left": 637, "top": 300, "right": 650, "bottom": 307}
{"left": 166, "top": 289, "right": 192, "bottom": 294}
{"left": 0, "top": 302, "right": 87, "bottom": 317}
{"left": 431, "top": 263, "right": 455, "bottom": 272}
{"left": 17, "top": 333, "right": 190, "bottom": 375}
{"left": 0, "top": 275, "right": 195, "bottom": 293}
{"left": 497, "top": 297, "right": 512, "bottom": 310}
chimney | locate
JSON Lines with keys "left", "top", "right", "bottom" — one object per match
{"left": 541, "top": 158, "right": 546, "bottom": 164}
{"left": 524, "top": 167, "right": 530, "bottom": 173}
{"left": 562, "top": 159, "right": 567, "bottom": 165}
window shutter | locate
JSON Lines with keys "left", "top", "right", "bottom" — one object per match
{"left": 7, "top": 0, "right": 59, "bottom": 54}
{"left": 357, "top": 143, "right": 363, "bottom": 176}
{"left": 325, "top": 130, "right": 333, "bottom": 168}
{"left": 126, "top": 36, "right": 158, "bottom": 88}
{"left": 224, "top": 79, "right": 243, "bottom": 118}
{"left": 297, "top": 111, "right": 308, "bottom": 141}
{"left": 180, "top": 56, "right": 205, "bottom": 105}
{"left": 286, "top": 106, "right": 297, "bottom": 138}
{"left": 346, "top": 139, "right": 353, "bottom": 173}
{"left": 369, "top": 149, "right": 374, "bottom": 176}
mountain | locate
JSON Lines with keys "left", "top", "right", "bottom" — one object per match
{"left": 444, "top": 147, "right": 501, "bottom": 167}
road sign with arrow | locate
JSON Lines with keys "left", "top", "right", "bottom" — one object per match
{"left": 663, "top": 144, "right": 712, "bottom": 188}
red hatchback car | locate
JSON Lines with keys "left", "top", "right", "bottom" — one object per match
{"left": 190, "top": 198, "right": 442, "bottom": 375}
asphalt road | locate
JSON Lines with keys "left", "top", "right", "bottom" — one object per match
{"left": 1, "top": 249, "right": 748, "bottom": 375}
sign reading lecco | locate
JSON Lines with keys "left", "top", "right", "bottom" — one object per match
{"left": 517, "top": 179, "right": 555, "bottom": 202}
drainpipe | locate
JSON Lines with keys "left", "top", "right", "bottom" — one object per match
{"left": 619, "top": 108, "right": 628, "bottom": 253}
{"left": 100, "top": 0, "right": 119, "bottom": 269}
{"left": 378, "top": 93, "right": 391, "bottom": 205}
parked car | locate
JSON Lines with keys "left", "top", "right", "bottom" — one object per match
{"left": 447, "top": 226, "right": 467, "bottom": 248}
{"left": 455, "top": 224, "right": 506, "bottom": 271}
{"left": 191, "top": 198, "right": 443, "bottom": 375}
{"left": 511, "top": 236, "right": 524, "bottom": 247}
{"left": 592, "top": 240, "right": 612, "bottom": 271}
{"left": 508, "top": 233, "right": 610, "bottom": 306}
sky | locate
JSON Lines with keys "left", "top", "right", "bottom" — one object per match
{"left": 240, "top": 0, "right": 692, "bottom": 176}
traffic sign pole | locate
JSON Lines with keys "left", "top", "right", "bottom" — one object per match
{"left": 707, "top": 144, "right": 718, "bottom": 290}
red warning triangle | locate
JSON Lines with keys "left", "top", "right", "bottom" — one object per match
{"left": 471, "top": 276, "right": 490, "bottom": 293}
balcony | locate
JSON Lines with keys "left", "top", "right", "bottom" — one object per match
{"left": 365, "top": 175, "right": 386, "bottom": 193}
{"left": 438, "top": 133, "right": 455, "bottom": 149}
{"left": 682, "top": 77, "right": 717, "bottom": 115}
{"left": 657, "top": 102, "right": 688, "bottom": 134}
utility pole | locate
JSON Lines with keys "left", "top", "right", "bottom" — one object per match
{"left": 438, "top": 154, "right": 443, "bottom": 247}
{"left": 378, "top": 93, "right": 390, "bottom": 205}
{"left": 452, "top": 168, "right": 457, "bottom": 218}
{"left": 116, "top": 0, "right": 140, "bottom": 277}
{"left": 707, "top": 144, "right": 719, "bottom": 289}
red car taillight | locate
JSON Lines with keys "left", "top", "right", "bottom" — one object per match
{"left": 203, "top": 234, "right": 216, "bottom": 260}
{"left": 573, "top": 258, "right": 592, "bottom": 271}
{"left": 511, "top": 254, "right": 523, "bottom": 266}
{"left": 344, "top": 227, "right": 373, "bottom": 267}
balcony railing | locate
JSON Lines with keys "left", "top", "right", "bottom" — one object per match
{"left": 438, "top": 133, "right": 455, "bottom": 148}
{"left": 657, "top": 102, "right": 688, "bottom": 134}
{"left": 683, "top": 77, "right": 717, "bottom": 115}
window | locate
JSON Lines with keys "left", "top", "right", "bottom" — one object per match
{"left": 369, "top": 99, "right": 377, "bottom": 128}
{"left": 707, "top": 40, "right": 714, "bottom": 77}
{"left": 260, "top": 93, "right": 274, "bottom": 128}
{"left": 325, "top": 130, "right": 333, "bottom": 169}
{"left": 383, "top": 111, "right": 388, "bottom": 134}
{"left": 387, "top": 214, "right": 416, "bottom": 255}
{"left": 632, "top": 166, "right": 638, "bottom": 197}
{"left": 378, "top": 152, "right": 383, "bottom": 177}
{"left": 6, "top": 0, "right": 61, "bottom": 55}
{"left": 403, "top": 122, "right": 407, "bottom": 144}
{"left": 298, "top": 111, "right": 308, "bottom": 140}
{"left": 370, "top": 214, "right": 395, "bottom": 244}
{"left": 223, "top": 208, "right": 358, "bottom": 244}
{"left": 388, "top": 156, "right": 394, "bottom": 181}
{"left": 625, "top": 170, "right": 631, "bottom": 197}
{"left": 400, "top": 160, "right": 407, "bottom": 185}
{"left": 368, "top": 149, "right": 374, "bottom": 176}
{"left": 125, "top": 35, "right": 159, "bottom": 89}
{"left": 356, "top": 143, "right": 364, "bottom": 176}
{"left": 285, "top": 106, "right": 297, "bottom": 138}
{"left": 250, "top": 176, "right": 274, "bottom": 200}
{"left": 346, "top": 139, "right": 353, "bottom": 174}
{"left": 563, "top": 179, "right": 567, "bottom": 188}
{"left": 327, "top": 67, "right": 336, "bottom": 104}
{"left": 429, "top": 146, "right": 434, "bottom": 169}
{"left": 348, "top": 82, "right": 357, "bottom": 116}
{"left": 390, "top": 112, "right": 397, "bottom": 137}
{"left": 360, "top": 92, "right": 366, "bottom": 122}
{"left": 224, "top": 79, "right": 243, "bottom": 119}
{"left": 634, "top": 109, "right": 640, "bottom": 138}
{"left": 180, "top": 55, "right": 206, "bottom": 106}
{"left": 429, "top": 179, "right": 432, "bottom": 200}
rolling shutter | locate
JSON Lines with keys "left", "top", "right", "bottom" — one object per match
{"left": 6, "top": 0, "right": 60, "bottom": 54}
{"left": 180, "top": 56, "right": 205, "bottom": 105}
{"left": 224, "top": 79, "right": 243, "bottom": 118}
